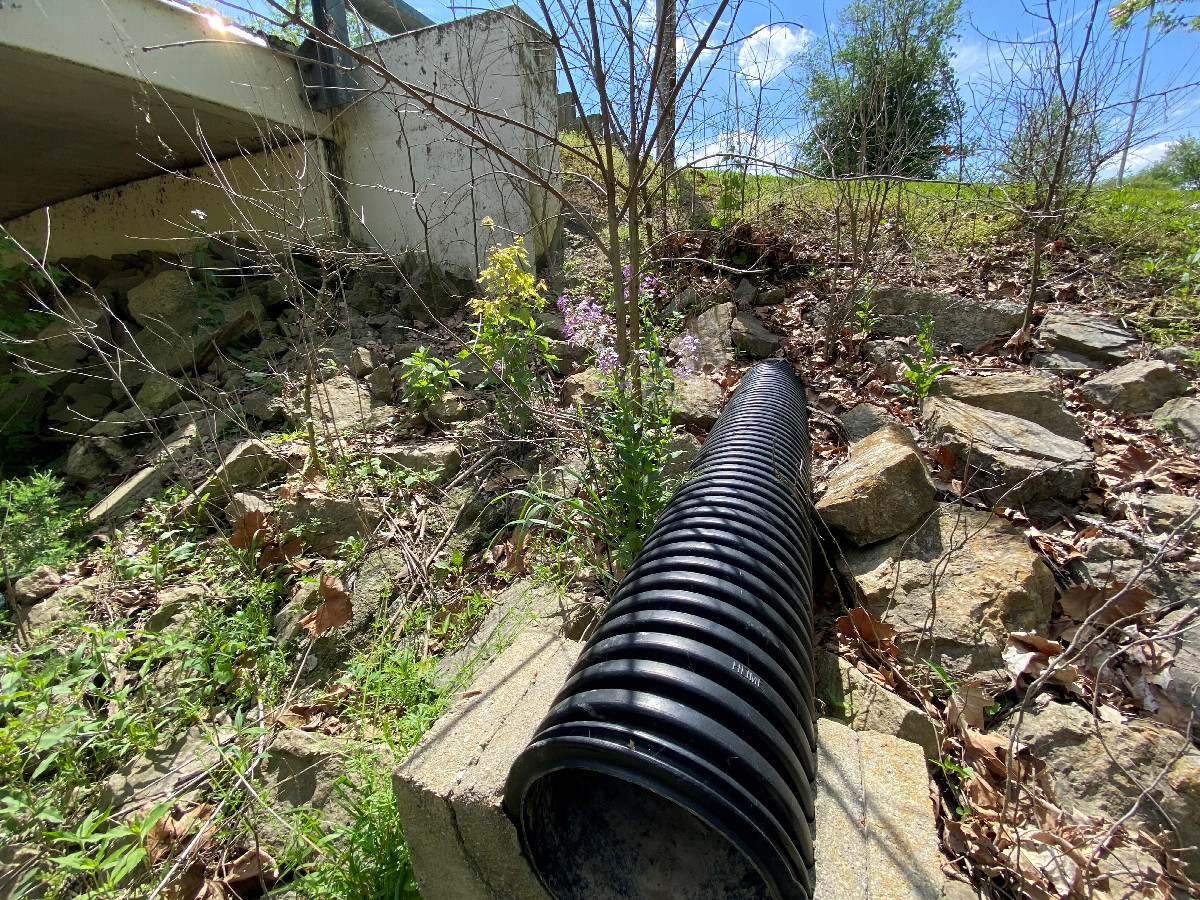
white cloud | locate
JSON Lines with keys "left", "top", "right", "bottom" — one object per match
{"left": 1098, "top": 139, "right": 1173, "bottom": 178}
{"left": 738, "top": 25, "right": 810, "bottom": 85}
{"left": 680, "top": 128, "right": 802, "bottom": 171}
{"left": 952, "top": 40, "right": 990, "bottom": 82}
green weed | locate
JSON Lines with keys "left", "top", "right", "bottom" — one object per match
{"left": 400, "top": 346, "right": 460, "bottom": 408}
{"left": 0, "top": 470, "right": 90, "bottom": 582}
{"left": 897, "top": 314, "right": 953, "bottom": 402}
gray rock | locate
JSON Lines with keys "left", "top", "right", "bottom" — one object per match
{"left": 133, "top": 373, "right": 183, "bottom": 414}
{"left": 12, "top": 567, "right": 61, "bottom": 604}
{"left": 923, "top": 397, "right": 1094, "bottom": 506}
{"left": 0, "top": 843, "right": 46, "bottom": 900}
{"left": 225, "top": 491, "right": 273, "bottom": 523}
{"left": 87, "top": 406, "right": 152, "bottom": 439}
{"left": 730, "top": 313, "right": 781, "bottom": 359}
{"left": 839, "top": 404, "right": 910, "bottom": 445}
{"left": 547, "top": 340, "right": 589, "bottom": 375}
{"left": 664, "top": 287, "right": 698, "bottom": 317}
{"left": 127, "top": 294, "right": 265, "bottom": 382}
{"left": 562, "top": 370, "right": 606, "bottom": 408}
{"left": 276, "top": 495, "right": 384, "bottom": 556}
{"left": 191, "top": 440, "right": 289, "bottom": 506}
{"left": 669, "top": 375, "right": 724, "bottom": 429}
{"left": 125, "top": 270, "right": 197, "bottom": 329}
{"left": 100, "top": 727, "right": 226, "bottom": 815}
{"left": 861, "top": 338, "right": 912, "bottom": 367}
{"left": 14, "top": 594, "right": 73, "bottom": 637}
{"left": 367, "top": 364, "right": 393, "bottom": 401}
{"left": 242, "top": 390, "right": 288, "bottom": 423}
{"left": 759, "top": 286, "right": 786, "bottom": 306}
{"left": 816, "top": 427, "right": 936, "bottom": 546}
{"left": 839, "top": 504, "right": 1055, "bottom": 681}
{"left": 867, "top": 286, "right": 1024, "bottom": 349}
{"left": 350, "top": 347, "right": 379, "bottom": 378}
{"left": 670, "top": 302, "right": 735, "bottom": 370}
{"left": 1082, "top": 536, "right": 1200, "bottom": 609}
{"left": 1079, "top": 360, "right": 1188, "bottom": 414}
{"left": 1037, "top": 312, "right": 1138, "bottom": 367}
{"left": 815, "top": 650, "right": 941, "bottom": 760}
{"left": 732, "top": 278, "right": 758, "bottom": 308}
{"left": 1136, "top": 493, "right": 1200, "bottom": 535}
{"left": 87, "top": 464, "right": 169, "bottom": 523}
{"left": 65, "top": 435, "right": 130, "bottom": 483}
{"left": 457, "top": 353, "right": 489, "bottom": 388}
{"left": 1012, "top": 698, "right": 1200, "bottom": 871}
{"left": 310, "top": 374, "right": 392, "bottom": 431}
{"left": 534, "top": 311, "right": 566, "bottom": 341}
{"left": 661, "top": 431, "right": 701, "bottom": 478}
{"left": 274, "top": 581, "right": 321, "bottom": 647}
{"left": 379, "top": 441, "right": 462, "bottom": 485}
{"left": 394, "top": 629, "right": 578, "bottom": 900}
{"left": 427, "top": 392, "right": 481, "bottom": 425}
{"left": 1153, "top": 397, "right": 1200, "bottom": 448}
{"left": 930, "top": 373, "right": 1083, "bottom": 440}
{"left": 444, "top": 484, "right": 508, "bottom": 559}
{"left": 1031, "top": 349, "right": 1098, "bottom": 376}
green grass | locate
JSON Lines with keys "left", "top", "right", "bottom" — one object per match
{"left": 1, "top": 471, "right": 91, "bottom": 582}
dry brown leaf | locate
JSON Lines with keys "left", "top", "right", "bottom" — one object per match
{"left": 947, "top": 679, "right": 994, "bottom": 732}
{"left": 221, "top": 848, "right": 276, "bottom": 892}
{"left": 145, "top": 803, "right": 216, "bottom": 864}
{"left": 162, "top": 862, "right": 212, "bottom": 900}
{"left": 961, "top": 728, "right": 1012, "bottom": 778}
{"left": 299, "top": 574, "right": 353, "bottom": 638}
{"left": 1003, "top": 632, "right": 1078, "bottom": 688}
{"left": 229, "top": 511, "right": 272, "bottom": 550}
{"left": 1059, "top": 583, "right": 1154, "bottom": 625}
{"left": 837, "top": 607, "right": 900, "bottom": 657}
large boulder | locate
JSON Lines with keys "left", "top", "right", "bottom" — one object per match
{"left": 1153, "top": 397, "right": 1200, "bottom": 448}
{"left": 839, "top": 504, "right": 1055, "bottom": 681}
{"left": 379, "top": 441, "right": 462, "bottom": 485}
{"left": 669, "top": 375, "right": 724, "bottom": 429}
{"left": 65, "top": 435, "right": 130, "bottom": 483}
{"left": 1012, "top": 698, "right": 1200, "bottom": 872}
{"left": 1036, "top": 311, "right": 1138, "bottom": 368}
{"left": 929, "top": 373, "right": 1083, "bottom": 440}
{"left": 866, "top": 286, "right": 1024, "bottom": 350}
{"left": 670, "top": 302, "right": 735, "bottom": 370}
{"left": 1079, "top": 360, "right": 1188, "bottom": 415}
{"left": 11, "top": 566, "right": 60, "bottom": 604}
{"left": 730, "top": 312, "right": 781, "bottom": 359}
{"left": 125, "top": 293, "right": 265, "bottom": 384}
{"left": 125, "top": 270, "right": 198, "bottom": 328}
{"left": 293, "top": 375, "right": 391, "bottom": 432}
{"left": 923, "top": 397, "right": 1094, "bottom": 506}
{"left": 276, "top": 495, "right": 384, "bottom": 556}
{"left": 816, "top": 426, "right": 935, "bottom": 546}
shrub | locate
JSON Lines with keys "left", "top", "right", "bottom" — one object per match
{"left": 0, "top": 471, "right": 88, "bottom": 582}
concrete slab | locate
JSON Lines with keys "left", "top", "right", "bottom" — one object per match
{"left": 393, "top": 628, "right": 581, "bottom": 900}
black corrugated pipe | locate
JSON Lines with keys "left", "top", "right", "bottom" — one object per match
{"left": 504, "top": 359, "right": 815, "bottom": 900}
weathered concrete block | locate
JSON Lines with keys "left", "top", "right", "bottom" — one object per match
{"left": 816, "top": 719, "right": 945, "bottom": 900}
{"left": 393, "top": 628, "right": 582, "bottom": 900}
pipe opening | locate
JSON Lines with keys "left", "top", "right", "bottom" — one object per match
{"left": 520, "top": 768, "right": 771, "bottom": 900}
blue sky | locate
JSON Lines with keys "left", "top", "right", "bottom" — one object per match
{"left": 226, "top": 0, "right": 1200, "bottom": 174}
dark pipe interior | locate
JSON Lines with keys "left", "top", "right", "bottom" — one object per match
{"left": 521, "top": 769, "right": 771, "bottom": 900}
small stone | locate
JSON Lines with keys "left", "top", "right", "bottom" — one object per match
{"left": 923, "top": 397, "right": 1094, "bottom": 506}
{"left": 379, "top": 441, "right": 462, "bottom": 484}
{"left": 534, "top": 311, "right": 566, "bottom": 340}
{"left": 839, "top": 504, "right": 1055, "bottom": 681}
{"left": 427, "top": 392, "right": 480, "bottom": 425}
{"left": 759, "top": 286, "right": 786, "bottom": 305}
{"left": 1031, "top": 349, "right": 1098, "bottom": 376}
{"left": 350, "top": 347, "right": 379, "bottom": 378}
{"left": 669, "top": 375, "right": 724, "bottom": 429}
{"left": 225, "top": 491, "right": 273, "bottom": 523}
{"left": 12, "top": 567, "right": 61, "bottom": 604}
{"left": 1153, "top": 396, "right": 1200, "bottom": 448}
{"left": 1079, "top": 360, "right": 1188, "bottom": 415}
{"left": 367, "top": 364, "right": 393, "bottom": 401}
{"left": 817, "top": 427, "right": 936, "bottom": 546}
{"left": 730, "top": 313, "right": 781, "bottom": 359}
{"left": 14, "top": 593, "right": 74, "bottom": 637}
{"left": 1037, "top": 312, "right": 1139, "bottom": 367}
{"left": 816, "top": 650, "right": 941, "bottom": 760}
{"left": 732, "top": 278, "right": 758, "bottom": 308}
{"left": 242, "top": 390, "right": 288, "bottom": 423}
{"left": 126, "top": 270, "right": 197, "bottom": 328}
{"left": 930, "top": 373, "right": 1083, "bottom": 440}
{"left": 1136, "top": 493, "right": 1200, "bottom": 535}
{"left": 562, "top": 370, "right": 606, "bottom": 408}
{"left": 133, "top": 373, "right": 183, "bottom": 414}
{"left": 661, "top": 431, "right": 701, "bottom": 478}
{"left": 839, "top": 403, "right": 911, "bottom": 445}
{"left": 275, "top": 495, "right": 384, "bottom": 556}
{"left": 664, "top": 288, "right": 698, "bottom": 317}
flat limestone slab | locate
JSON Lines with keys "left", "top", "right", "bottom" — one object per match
{"left": 816, "top": 719, "right": 946, "bottom": 900}
{"left": 393, "top": 628, "right": 582, "bottom": 900}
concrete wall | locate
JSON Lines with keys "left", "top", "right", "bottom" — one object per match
{"left": 337, "top": 7, "right": 561, "bottom": 278}
{"left": 2, "top": 1, "right": 559, "bottom": 279}
{"left": 2, "top": 142, "right": 341, "bottom": 263}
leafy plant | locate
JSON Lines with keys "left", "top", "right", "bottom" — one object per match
{"left": 897, "top": 313, "right": 952, "bottom": 401}
{"left": 711, "top": 151, "right": 747, "bottom": 228}
{"left": 0, "top": 471, "right": 89, "bottom": 582}
{"left": 853, "top": 289, "right": 878, "bottom": 334}
{"left": 469, "top": 235, "right": 553, "bottom": 425}
{"left": 399, "top": 347, "right": 460, "bottom": 408}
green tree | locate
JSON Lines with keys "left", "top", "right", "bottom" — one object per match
{"left": 802, "top": 0, "right": 963, "bottom": 179}
{"left": 1157, "top": 135, "right": 1200, "bottom": 188}
{"left": 1110, "top": 0, "right": 1200, "bottom": 32}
